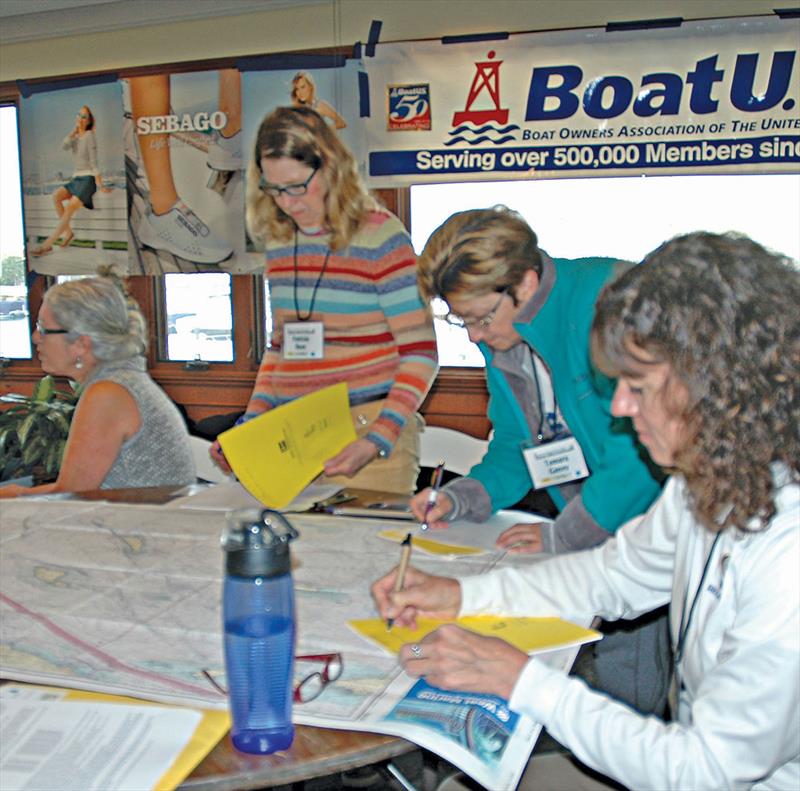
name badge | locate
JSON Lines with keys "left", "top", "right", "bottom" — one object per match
{"left": 283, "top": 321, "right": 324, "bottom": 360}
{"left": 523, "top": 436, "right": 590, "bottom": 489}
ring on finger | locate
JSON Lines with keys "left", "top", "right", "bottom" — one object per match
{"left": 410, "top": 643, "right": 423, "bottom": 659}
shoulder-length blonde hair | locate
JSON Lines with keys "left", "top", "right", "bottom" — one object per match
{"left": 592, "top": 231, "right": 799, "bottom": 534}
{"left": 245, "top": 106, "right": 376, "bottom": 251}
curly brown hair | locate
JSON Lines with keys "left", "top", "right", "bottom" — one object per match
{"left": 245, "top": 106, "right": 376, "bottom": 251}
{"left": 592, "top": 231, "right": 799, "bottom": 533}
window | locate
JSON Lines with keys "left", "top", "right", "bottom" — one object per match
{"left": 163, "top": 273, "right": 233, "bottom": 362}
{"left": 0, "top": 104, "right": 31, "bottom": 360}
{"left": 410, "top": 173, "right": 800, "bottom": 367}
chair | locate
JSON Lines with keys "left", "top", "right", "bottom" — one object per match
{"left": 189, "top": 435, "right": 233, "bottom": 484}
{"left": 419, "top": 425, "right": 488, "bottom": 478}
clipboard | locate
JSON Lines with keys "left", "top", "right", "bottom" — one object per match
{"left": 312, "top": 489, "right": 414, "bottom": 520}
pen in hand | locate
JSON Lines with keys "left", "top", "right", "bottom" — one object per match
{"left": 386, "top": 532, "right": 413, "bottom": 631}
{"left": 420, "top": 460, "right": 446, "bottom": 531}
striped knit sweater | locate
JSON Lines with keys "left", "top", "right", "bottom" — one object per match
{"left": 245, "top": 210, "right": 438, "bottom": 456}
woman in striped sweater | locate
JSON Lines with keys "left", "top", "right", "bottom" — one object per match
{"left": 211, "top": 106, "right": 438, "bottom": 494}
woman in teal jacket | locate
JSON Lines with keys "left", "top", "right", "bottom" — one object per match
{"left": 412, "top": 206, "right": 668, "bottom": 715}
{"left": 412, "top": 206, "right": 662, "bottom": 554}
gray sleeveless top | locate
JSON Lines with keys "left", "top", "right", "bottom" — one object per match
{"left": 82, "top": 357, "right": 196, "bottom": 489}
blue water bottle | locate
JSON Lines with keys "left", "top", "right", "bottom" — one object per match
{"left": 221, "top": 508, "right": 299, "bottom": 754}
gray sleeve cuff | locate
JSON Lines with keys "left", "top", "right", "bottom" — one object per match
{"left": 547, "top": 495, "right": 612, "bottom": 554}
{"left": 441, "top": 477, "right": 494, "bottom": 523}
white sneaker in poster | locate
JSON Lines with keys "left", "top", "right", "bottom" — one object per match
{"left": 207, "top": 130, "right": 243, "bottom": 171}
{"left": 137, "top": 201, "right": 233, "bottom": 264}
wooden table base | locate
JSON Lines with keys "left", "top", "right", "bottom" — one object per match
{"left": 180, "top": 726, "right": 416, "bottom": 790}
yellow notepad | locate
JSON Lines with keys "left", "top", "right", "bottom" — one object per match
{"left": 219, "top": 382, "right": 357, "bottom": 509}
{"left": 350, "top": 615, "right": 601, "bottom": 656}
{"left": 378, "top": 528, "right": 485, "bottom": 556}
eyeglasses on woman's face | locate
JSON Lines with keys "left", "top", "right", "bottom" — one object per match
{"left": 35, "top": 320, "right": 69, "bottom": 337}
{"left": 77, "top": 112, "right": 89, "bottom": 120}
{"left": 259, "top": 167, "right": 318, "bottom": 198}
{"left": 444, "top": 288, "right": 508, "bottom": 329}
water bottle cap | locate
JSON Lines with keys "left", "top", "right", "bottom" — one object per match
{"left": 222, "top": 508, "right": 299, "bottom": 578}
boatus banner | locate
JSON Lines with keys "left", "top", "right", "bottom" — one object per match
{"left": 361, "top": 14, "right": 800, "bottom": 186}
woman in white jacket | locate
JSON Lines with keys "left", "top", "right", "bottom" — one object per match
{"left": 373, "top": 231, "right": 800, "bottom": 790}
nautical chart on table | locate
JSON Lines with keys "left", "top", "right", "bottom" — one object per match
{"left": 1, "top": 495, "right": 580, "bottom": 790}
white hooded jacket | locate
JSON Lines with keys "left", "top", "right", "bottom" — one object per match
{"left": 460, "top": 472, "right": 800, "bottom": 790}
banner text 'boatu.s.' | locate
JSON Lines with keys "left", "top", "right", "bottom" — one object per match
{"left": 361, "top": 15, "right": 800, "bottom": 186}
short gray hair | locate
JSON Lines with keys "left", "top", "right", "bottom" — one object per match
{"left": 44, "top": 277, "right": 147, "bottom": 361}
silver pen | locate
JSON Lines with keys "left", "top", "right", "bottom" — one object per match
{"left": 420, "top": 460, "right": 445, "bottom": 531}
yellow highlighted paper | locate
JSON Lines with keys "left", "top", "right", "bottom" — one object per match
{"left": 350, "top": 615, "right": 601, "bottom": 656}
{"left": 378, "top": 528, "right": 484, "bottom": 556}
{"left": 218, "top": 382, "right": 357, "bottom": 509}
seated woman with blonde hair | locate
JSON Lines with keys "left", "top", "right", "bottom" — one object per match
{"left": 1, "top": 276, "right": 195, "bottom": 497}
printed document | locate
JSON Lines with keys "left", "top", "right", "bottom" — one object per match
{"left": 0, "top": 685, "right": 217, "bottom": 791}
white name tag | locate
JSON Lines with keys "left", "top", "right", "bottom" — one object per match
{"left": 283, "top": 321, "right": 324, "bottom": 359}
{"left": 523, "top": 436, "right": 590, "bottom": 489}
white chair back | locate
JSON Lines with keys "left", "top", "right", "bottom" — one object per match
{"left": 419, "top": 425, "right": 488, "bottom": 477}
{"left": 189, "top": 435, "right": 233, "bottom": 484}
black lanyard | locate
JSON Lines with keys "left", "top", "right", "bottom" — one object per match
{"left": 292, "top": 228, "right": 331, "bottom": 322}
{"left": 675, "top": 530, "right": 723, "bottom": 668}
{"left": 529, "top": 350, "right": 557, "bottom": 441}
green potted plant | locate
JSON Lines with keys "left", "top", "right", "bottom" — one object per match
{"left": 0, "top": 375, "right": 80, "bottom": 484}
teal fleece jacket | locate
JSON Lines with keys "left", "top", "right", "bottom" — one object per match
{"left": 443, "top": 254, "right": 662, "bottom": 550}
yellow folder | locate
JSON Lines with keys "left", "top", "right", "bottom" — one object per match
{"left": 350, "top": 615, "right": 601, "bottom": 656}
{"left": 218, "top": 382, "right": 356, "bottom": 509}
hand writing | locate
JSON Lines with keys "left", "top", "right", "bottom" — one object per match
{"left": 371, "top": 565, "right": 461, "bottom": 630}
{"left": 409, "top": 487, "right": 453, "bottom": 529}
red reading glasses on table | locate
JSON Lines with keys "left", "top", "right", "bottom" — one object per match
{"left": 294, "top": 653, "right": 343, "bottom": 703}
{"left": 203, "top": 652, "right": 343, "bottom": 704}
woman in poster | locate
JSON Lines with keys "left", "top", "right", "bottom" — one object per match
{"left": 290, "top": 71, "right": 347, "bottom": 130}
{"left": 31, "top": 106, "right": 109, "bottom": 257}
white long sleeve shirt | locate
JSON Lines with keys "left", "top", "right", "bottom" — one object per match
{"left": 460, "top": 473, "right": 800, "bottom": 790}
{"left": 62, "top": 130, "right": 99, "bottom": 177}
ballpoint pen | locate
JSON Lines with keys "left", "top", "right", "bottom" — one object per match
{"left": 386, "top": 532, "right": 413, "bottom": 631}
{"left": 420, "top": 460, "right": 445, "bottom": 531}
